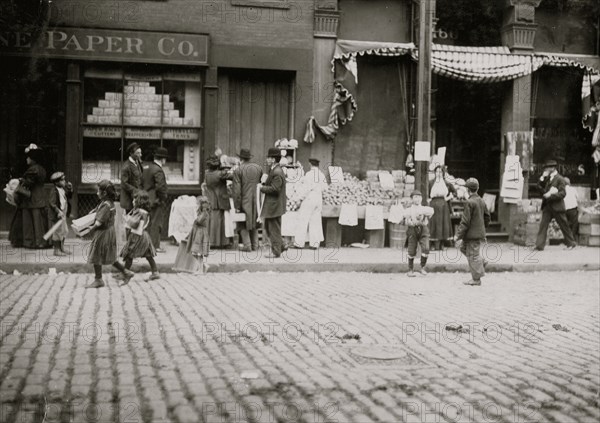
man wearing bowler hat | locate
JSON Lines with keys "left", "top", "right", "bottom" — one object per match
{"left": 535, "top": 160, "right": 577, "bottom": 251}
{"left": 232, "top": 148, "right": 263, "bottom": 251}
{"left": 260, "top": 148, "right": 287, "bottom": 258}
{"left": 143, "top": 146, "right": 169, "bottom": 252}
{"left": 120, "top": 142, "right": 144, "bottom": 213}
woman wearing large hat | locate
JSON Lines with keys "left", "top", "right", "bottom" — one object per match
{"left": 9, "top": 144, "right": 50, "bottom": 248}
{"left": 204, "top": 155, "right": 233, "bottom": 248}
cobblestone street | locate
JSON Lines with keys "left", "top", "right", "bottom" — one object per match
{"left": 1, "top": 271, "right": 599, "bottom": 423}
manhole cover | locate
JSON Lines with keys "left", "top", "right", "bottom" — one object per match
{"left": 350, "top": 345, "right": 409, "bottom": 360}
{"left": 338, "top": 344, "right": 434, "bottom": 369}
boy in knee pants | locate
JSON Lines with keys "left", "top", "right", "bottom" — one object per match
{"left": 403, "top": 190, "right": 435, "bottom": 277}
{"left": 454, "top": 178, "right": 490, "bottom": 286}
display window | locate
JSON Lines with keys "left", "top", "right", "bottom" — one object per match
{"left": 82, "top": 68, "right": 202, "bottom": 185}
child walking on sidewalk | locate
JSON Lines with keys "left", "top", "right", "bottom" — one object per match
{"left": 82, "top": 180, "right": 134, "bottom": 288}
{"left": 403, "top": 190, "right": 435, "bottom": 277}
{"left": 185, "top": 196, "right": 211, "bottom": 274}
{"left": 48, "top": 172, "right": 73, "bottom": 256}
{"left": 120, "top": 190, "right": 160, "bottom": 283}
{"left": 454, "top": 178, "right": 490, "bottom": 286}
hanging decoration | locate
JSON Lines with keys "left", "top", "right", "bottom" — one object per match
{"left": 304, "top": 39, "right": 600, "bottom": 145}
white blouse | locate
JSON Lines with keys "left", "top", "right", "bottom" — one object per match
{"left": 430, "top": 179, "right": 449, "bottom": 198}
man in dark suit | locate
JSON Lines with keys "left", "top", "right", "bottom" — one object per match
{"left": 120, "top": 142, "right": 144, "bottom": 213}
{"left": 535, "top": 160, "right": 577, "bottom": 251}
{"left": 454, "top": 178, "right": 490, "bottom": 286}
{"left": 232, "top": 148, "right": 263, "bottom": 252}
{"left": 143, "top": 147, "right": 169, "bottom": 252}
{"left": 260, "top": 148, "right": 287, "bottom": 258}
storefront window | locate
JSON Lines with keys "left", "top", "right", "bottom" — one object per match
{"left": 82, "top": 69, "right": 202, "bottom": 184}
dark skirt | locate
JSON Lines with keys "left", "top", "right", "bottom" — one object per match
{"left": 429, "top": 197, "right": 453, "bottom": 241}
{"left": 9, "top": 207, "right": 50, "bottom": 249}
{"left": 120, "top": 231, "right": 156, "bottom": 260}
{"left": 87, "top": 227, "right": 118, "bottom": 265}
{"left": 209, "top": 209, "right": 230, "bottom": 248}
{"left": 186, "top": 225, "right": 209, "bottom": 256}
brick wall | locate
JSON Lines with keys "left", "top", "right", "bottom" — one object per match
{"left": 48, "top": 0, "right": 314, "bottom": 49}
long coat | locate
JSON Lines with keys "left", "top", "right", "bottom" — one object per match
{"left": 48, "top": 184, "right": 73, "bottom": 223}
{"left": 538, "top": 173, "right": 567, "bottom": 212}
{"left": 232, "top": 161, "right": 263, "bottom": 229}
{"left": 120, "top": 158, "right": 143, "bottom": 211}
{"left": 142, "top": 162, "right": 168, "bottom": 208}
{"left": 294, "top": 168, "right": 327, "bottom": 245}
{"left": 260, "top": 164, "right": 286, "bottom": 219}
{"left": 455, "top": 193, "right": 490, "bottom": 241}
{"left": 205, "top": 169, "right": 232, "bottom": 210}
{"left": 18, "top": 163, "right": 47, "bottom": 209}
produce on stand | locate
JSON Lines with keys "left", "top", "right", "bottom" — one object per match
{"left": 322, "top": 173, "right": 402, "bottom": 207}
{"left": 578, "top": 201, "right": 600, "bottom": 246}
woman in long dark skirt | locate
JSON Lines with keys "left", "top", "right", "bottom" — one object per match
{"left": 204, "top": 155, "right": 233, "bottom": 248}
{"left": 9, "top": 144, "right": 50, "bottom": 249}
{"left": 428, "top": 165, "right": 456, "bottom": 250}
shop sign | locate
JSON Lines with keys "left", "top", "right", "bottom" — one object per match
{"left": 0, "top": 27, "right": 209, "bottom": 66}
{"left": 83, "top": 126, "right": 121, "bottom": 138}
{"left": 163, "top": 128, "right": 199, "bottom": 140}
{"left": 125, "top": 128, "right": 161, "bottom": 139}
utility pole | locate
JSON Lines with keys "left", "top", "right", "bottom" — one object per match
{"left": 415, "top": 0, "right": 435, "bottom": 201}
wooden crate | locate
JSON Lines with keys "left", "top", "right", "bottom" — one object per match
{"left": 579, "top": 223, "right": 600, "bottom": 236}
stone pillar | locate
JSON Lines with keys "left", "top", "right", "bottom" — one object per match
{"left": 499, "top": 0, "right": 541, "bottom": 233}
{"left": 311, "top": 1, "right": 339, "bottom": 169}
{"left": 501, "top": 0, "right": 541, "bottom": 52}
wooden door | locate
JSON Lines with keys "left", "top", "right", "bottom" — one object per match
{"left": 217, "top": 70, "right": 293, "bottom": 165}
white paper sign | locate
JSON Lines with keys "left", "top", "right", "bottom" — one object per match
{"left": 378, "top": 172, "right": 395, "bottom": 190}
{"left": 437, "top": 147, "right": 446, "bottom": 165}
{"left": 414, "top": 141, "right": 431, "bottom": 161}
{"left": 328, "top": 166, "right": 344, "bottom": 184}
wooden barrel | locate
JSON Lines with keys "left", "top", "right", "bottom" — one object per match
{"left": 389, "top": 223, "right": 407, "bottom": 249}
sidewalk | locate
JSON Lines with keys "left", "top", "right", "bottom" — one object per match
{"left": 0, "top": 238, "right": 598, "bottom": 274}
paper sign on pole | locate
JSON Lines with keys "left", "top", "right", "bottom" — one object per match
{"left": 414, "top": 141, "right": 431, "bottom": 161}
{"left": 437, "top": 147, "right": 446, "bottom": 165}
{"left": 328, "top": 166, "right": 344, "bottom": 184}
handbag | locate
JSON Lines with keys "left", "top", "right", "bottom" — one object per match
{"left": 223, "top": 210, "right": 235, "bottom": 238}
{"left": 15, "top": 182, "right": 31, "bottom": 199}
{"left": 229, "top": 198, "right": 246, "bottom": 223}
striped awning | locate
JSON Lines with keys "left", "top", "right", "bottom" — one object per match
{"left": 426, "top": 44, "right": 538, "bottom": 82}
{"left": 304, "top": 41, "right": 600, "bottom": 143}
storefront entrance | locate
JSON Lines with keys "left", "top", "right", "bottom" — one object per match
{"left": 435, "top": 77, "right": 507, "bottom": 199}
{"left": 216, "top": 69, "right": 295, "bottom": 163}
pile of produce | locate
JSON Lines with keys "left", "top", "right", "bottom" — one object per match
{"left": 582, "top": 202, "right": 600, "bottom": 215}
{"left": 322, "top": 173, "right": 402, "bottom": 206}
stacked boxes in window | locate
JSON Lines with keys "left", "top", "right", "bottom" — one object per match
{"left": 164, "top": 162, "right": 184, "bottom": 183}
{"left": 87, "top": 93, "right": 122, "bottom": 124}
{"left": 183, "top": 141, "right": 199, "bottom": 182}
{"left": 123, "top": 81, "right": 165, "bottom": 126}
